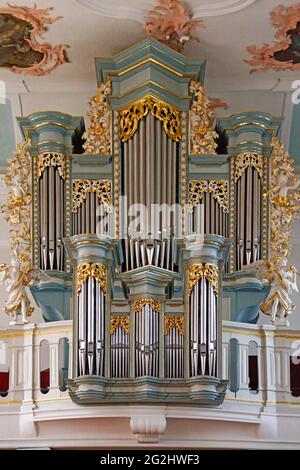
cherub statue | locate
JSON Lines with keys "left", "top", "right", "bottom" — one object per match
{"left": 266, "top": 172, "right": 300, "bottom": 207}
{"left": 0, "top": 259, "right": 50, "bottom": 325}
{"left": 254, "top": 257, "right": 299, "bottom": 326}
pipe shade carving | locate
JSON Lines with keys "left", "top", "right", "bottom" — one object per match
{"left": 120, "top": 95, "right": 181, "bottom": 142}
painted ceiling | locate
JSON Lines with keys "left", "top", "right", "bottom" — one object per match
{"left": 1, "top": 0, "right": 300, "bottom": 92}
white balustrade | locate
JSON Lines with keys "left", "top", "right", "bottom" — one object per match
{"left": 0, "top": 319, "right": 299, "bottom": 407}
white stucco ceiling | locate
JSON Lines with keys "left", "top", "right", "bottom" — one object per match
{"left": 0, "top": 0, "right": 299, "bottom": 94}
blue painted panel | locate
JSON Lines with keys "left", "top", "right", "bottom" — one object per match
{"left": 0, "top": 99, "right": 16, "bottom": 168}
{"left": 289, "top": 103, "right": 300, "bottom": 165}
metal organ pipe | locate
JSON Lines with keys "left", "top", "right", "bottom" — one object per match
{"left": 76, "top": 265, "right": 106, "bottom": 377}
{"left": 235, "top": 165, "right": 262, "bottom": 270}
{"left": 189, "top": 264, "right": 219, "bottom": 377}
{"left": 121, "top": 114, "right": 179, "bottom": 272}
{"left": 39, "top": 162, "right": 65, "bottom": 271}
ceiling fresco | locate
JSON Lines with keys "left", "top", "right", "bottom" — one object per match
{"left": 246, "top": 3, "right": 300, "bottom": 72}
{"left": 0, "top": 4, "right": 69, "bottom": 76}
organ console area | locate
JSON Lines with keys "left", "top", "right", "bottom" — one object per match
{"left": 18, "top": 38, "right": 281, "bottom": 406}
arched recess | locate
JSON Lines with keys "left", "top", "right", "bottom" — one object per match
{"left": 40, "top": 340, "right": 50, "bottom": 394}
{"left": 248, "top": 340, "right": 259, "bottom": 393}
{"left": 0, "top": 341, "right": 9, "bottom": 397}
{"left": 58, "top": 338, "right": 69, "bottom": 392}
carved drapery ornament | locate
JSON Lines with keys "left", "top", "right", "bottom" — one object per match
{"left": 72, "top": 179, "right": 112, "bottom": 213}
{"left": 164, "top": 315, "right": 184, "bottom": 335}
{"left": 37, "top": 152, "right": 65, "bottom": 179}
{"left": 188, "top": 263, "right": 219, "bottom": 295}
{"left": 189, "top": 180, "right": 229, "bottom": 213}
{"left": 120, "top": 95, "right": 181, "bottom": 143}
{"left": 76, "top": 263, "right": 106, "bottom": 295}
{"left": 234, "top": 152, "right": 264, "bottom": 182}
{"left": 110, "top": 316, "right": 130, "bottom": 335}
{"left": 83, "top": 80, "right": 112, "bottom": 155}
{"left": 134, "top": 298, "right": 160, "bottom": 313}
{"left": 189, "top": 80, "right": 228, "bottom": 156}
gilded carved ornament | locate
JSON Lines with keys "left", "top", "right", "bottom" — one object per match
{"left": 76, "top": 263, "right": 106, "bottom": 295}
{"left": 37, "top": 152, "right": 66, "bottom": 179}
{"left": 189, "top": 180, "right": 229, "bottom": 214}
{"left": 120, "top": 95, "right": 181, "bottom": 143}
{"left": 72, "top": 179, "right": 112, "bottom": 213}
{"left": 110, "top": 316, "right": 130, "bottom": 335}
{"left": 189, "top": 80, "right": 228, "bottom": 156}
{"left": 134, "top": 298, "right": 160, "bottom": 314}
{"left": 164, "top": 315, "right": 184, "bottom": 335}
{"left": 83, "top": 80, "right": 112, "bottom": 155}
{"left": 0, "top": 139, "right": 50, "bottom": 324}
{"left": 267, "top": 138, "right": 300, "bottom": 260}
{"left": 252, "top": 138, "right": 300, "bottom": 325}
{"left": 188, "top": 263, "right": 219, "bottom": 295}
{"left": 234, "top": 152, "right": 264, "bottom": 182}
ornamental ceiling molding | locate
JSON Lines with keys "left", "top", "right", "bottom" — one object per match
{"left": 75, "top": 0, "right": 258, "bottom": 22}
{"left": 0, "top": 4, "right": 69, "bottom": 76}
{"left": 246, "top": 4, "right": 300, "bottom": 72}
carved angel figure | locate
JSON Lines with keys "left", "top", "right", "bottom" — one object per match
{"left": 0, "top": 260, "right": 49, "bottom": 325}
{"left": 255, "top": 258, "right": 299, "bottom": 326}
{"left": 144, "top": 0, "right": 204, "bottom": 52}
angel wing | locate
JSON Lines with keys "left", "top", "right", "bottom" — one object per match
{"left": 0, "top": 264, "right": 14, "bottom": 283}
{"left": 27, "top": 268, "right": 51, "bottom": 283}
{"left": 242, "top": 259, "right": 273, "bottom": 283}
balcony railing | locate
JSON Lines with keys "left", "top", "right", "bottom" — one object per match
{"left": 0, "top": 320, "right": 299, "bottom": 406}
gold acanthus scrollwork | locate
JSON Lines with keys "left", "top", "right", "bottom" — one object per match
{"left": 164, "top": 315, "right": 184, "bottom": 335}
{"left": 37, "top": 152, "right": 66, "bottom": 180}
{"left": 72, "top": 179, "right": 112, "bottom": 213}
{"left": 267, "top": 137, "right": 300, "bottom": 259}
{"left": 188, "top": 263, "right": 219, "bottom": 295}
{"left": 83, "top": 80, "right": 112, "bottom": 155}
{"left": 189, "top": 80, "right": 228, "bottom": 156}
{"left": 76, "top": 263, "right": 106, "bottom": 295}
{"left": 234, "top": 152, "right": 264, "bottom": 182}
{"left": 120, "top": 95, "right": 181, "bottom": 143}
{"left": 188, "top": 180, "right": 229, "bottom": 214}
{"left": 134, "top": 298, "right": 160, "bottom": 313}
{"left": 110, "top": 316, "right": 130, "bottom": 335}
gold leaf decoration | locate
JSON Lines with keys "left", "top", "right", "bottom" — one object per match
{"left": 76, "top": 263, "right": 106, "bottom": 295}
{"left": 189, "top": 180, "right": 229, "bottom": 214}
{"left": 120, "top": 95, "right": 181, "bottom": 142}
{"left": 134, "top": 298, "right": 160, "bottom": 313}
{"left": 234, "top": 152, "right": 264, "bottom": 182}
{"left": 110, "top": 316, "right": 130, "bottom": 335}
{"left": 83, "top": 80, "right": 112, "bottom": 155}
{"left": 188, "top": 263, "right": 219, "bottom": 295}
{"left": 189, "top": 80, "right": 228, "bottom": 156}
{"left": 72, "top": 179, "right": 112, "bottom": 213}
{"left": 37, "top": 152, "right": 65, "bottom": 179}
{"left": 164, "top": 315, "right": 184, "bottom": 335}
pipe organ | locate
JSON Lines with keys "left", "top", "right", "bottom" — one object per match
{"left": 17, "top": 38, "right": 281, "bottom": 406}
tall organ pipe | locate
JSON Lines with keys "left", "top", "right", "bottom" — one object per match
{"left": 121, "top": 114, "right": 179, "bottom": 272}
{"left": 235, "top": 166, "right": 262, "bottom": 270}
{"left": 39, "top": 165, "right": 65, "bottom": 271}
